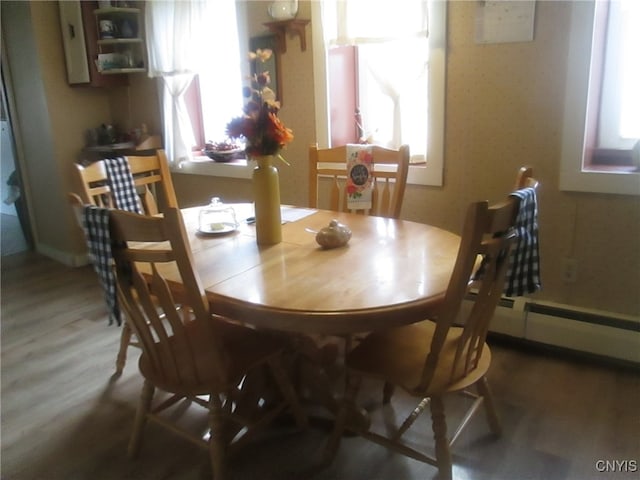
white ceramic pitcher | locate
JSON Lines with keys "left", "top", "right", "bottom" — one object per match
{"left": 267, "top": 0, "right": 298, "bottom": 20}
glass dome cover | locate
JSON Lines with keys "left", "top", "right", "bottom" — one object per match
{"left": 198, "top": 197, "right": 238, "bottom": 235}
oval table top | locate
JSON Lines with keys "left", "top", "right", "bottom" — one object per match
{"left": 178, "top": 204, "right": 461, "bottom": 336}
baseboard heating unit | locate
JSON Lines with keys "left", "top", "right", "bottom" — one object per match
{"left": 462, "top": 296, "right": 640, "bottom": 365}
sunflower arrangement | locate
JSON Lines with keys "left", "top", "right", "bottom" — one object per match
{"left": 226, "top": 49, "right": 293, "bottom": 162}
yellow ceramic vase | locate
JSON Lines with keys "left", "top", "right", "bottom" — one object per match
{"left": 252, "top": 155, "right": 282, "bottom": 245}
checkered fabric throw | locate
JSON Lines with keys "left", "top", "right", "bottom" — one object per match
{"left": 504, "top": 187, "right": 541, "bottom": 297}
{"left": 105, "top": 157, "right": 143, "bottom": 214}
{"left": 81, "top": 205, "right": 121, "bottom": 326}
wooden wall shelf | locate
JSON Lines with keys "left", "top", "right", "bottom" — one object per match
{"left": 263, "top": 19, "right": 310, "bottom": 53}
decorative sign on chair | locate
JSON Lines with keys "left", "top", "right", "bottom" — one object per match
{"left": 346, "top": 144, "right": 374, "bottom": 211}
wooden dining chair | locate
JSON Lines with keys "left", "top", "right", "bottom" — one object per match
{"left": 72, "top": 149, "right": 178, "bottom": 215}
{"left": 308, "top": 143, "right": 410, "bottom": 219}
{"left": 70, "top": 150, "right": 178, "bottom": 374}
{"left": 108, "top": 206, "right": 307, "bottom": 479}
{"left": 324, "top": 195, "right": 522, "bottom": 480}
{"left": 514, "top": 165, "right": 539, "bottom": 190}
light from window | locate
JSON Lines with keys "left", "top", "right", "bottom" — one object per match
{"left": 195, "top": 0, "right": 244, "bottom": 146}
{"left": 598, "top": 0, "right": 640, "bottom": 150}
{"left": 322, "top": 0, "right": 430, "bottom": 163}
{"left": 356, "top": 38, "right": 429, "bottom": 162}
{"left": 617, "top": 0, "right": 640, "bottom": 141}
{"left": 323, "top": 0, "right": 429, "bottom": 43}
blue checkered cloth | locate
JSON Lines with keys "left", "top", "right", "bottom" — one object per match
{"left": 504, "top": 187, "right": 541, "bottom": 297}
{"left": 81, "top": 205, "right": 120, "bottom": 325}
{"left": 105, "top": 157, "right": 143, "bottom": 214}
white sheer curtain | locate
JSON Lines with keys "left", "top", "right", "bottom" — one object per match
{"left": 322, "top": 0, "right": 429, "bottom": 161}
{"left": 145, "top": 0, "right": 242, "bottom": 164}
{"left": 197, "top": 2, "right": 243, "bottom": 144}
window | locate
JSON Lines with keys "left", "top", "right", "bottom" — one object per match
{"left": 560, "top": 0, "right": 639, "bottom": 195}
{"left": 182, "top": 70, "right": 254, "bottom": 179}
{"left": 328, "top": 39, "right": 429, "bottom": 164}
{"left": 596, "top": 0, "right": 639, "bottom": 152}
{"left": 311, "top": 0, "right": 446, "bottom": 186}
{"left": 186, "top": 73, "right": 244, "bottom": 153}
{"left": 146, "top": 0, "right": 244, "bottom": 166}
{"left": 186, "top": 0, "right": 244, "bottom": 151}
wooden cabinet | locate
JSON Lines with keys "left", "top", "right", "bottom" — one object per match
{"left": 58, "top": 1, "right": 147, "bottom": 87}
{"left": 59, "top": 0, "right": 92, "bottom": 84}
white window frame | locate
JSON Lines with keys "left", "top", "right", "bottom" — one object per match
{"left": 559, "top": 1, "right": 639, "bottom": 195}
{"left": 311, "top": 0, "right": 446, "bottom": 186}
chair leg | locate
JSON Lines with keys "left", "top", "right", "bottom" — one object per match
{"left": 429, "top": 395, "right": 452, "bottom": 480}
{"left": 477, "top": 376, "right": 502, "bottom": 435}
{"left": 323, "top": 373, "right": 362, "bottom": 463}
{"left": 392, "top": 396, "right": 430, "bottom": 441}
{"left": 208, "top": 393, "right": 226, "bottom": 480}
{"left": 116, "top": 323, "right": 133, "bottom": 375}
{"left": 128, "top": 379, "right": 154, "bottom": 458}
{"left": 382, "top": 382, "right": 395, "bottom": 404}
{"left": 268, "top": 357, "right": 308, "bottom": 429}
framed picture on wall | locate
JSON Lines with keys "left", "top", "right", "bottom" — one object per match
{"left": 249, "top": 34, "right": 282, "bottom": 105}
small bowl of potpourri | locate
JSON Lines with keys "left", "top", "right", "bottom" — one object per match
{"left": 203, "top": 141, "right": 244, "bottom": 162}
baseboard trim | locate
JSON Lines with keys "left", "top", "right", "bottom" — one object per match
{"left": 36, "top": 243, "right": 89, "bottom": 267}
{"left": 527, "top": 302, "right": 640, "bottom": 332}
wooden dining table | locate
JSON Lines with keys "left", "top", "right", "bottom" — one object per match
{"left": 134, "top": 203, "right": 464, "bottom": 423}
{"left": 175, "top": 203, "right": 462, "bottom": 336}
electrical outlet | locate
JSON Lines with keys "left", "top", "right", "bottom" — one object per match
{"left": 562, "top": 257, "right": 578, "bottom": 283}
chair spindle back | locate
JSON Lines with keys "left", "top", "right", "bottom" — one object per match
{"left": 109, "top": 207, "right": 228, "bottom": 388}
{"left": 309, "top": 143, "right": 410, "bottom": 219}
{"left": 73, "top": 150, "right": 177, "bottom": 215}
{"left": 419, "top": 199, "right": 519, "bottom": 391}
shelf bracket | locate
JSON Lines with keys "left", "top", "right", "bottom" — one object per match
{"left": 264, "top": 19, "right": 310, "bottom": 53}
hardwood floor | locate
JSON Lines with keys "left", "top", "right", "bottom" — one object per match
{"left": 1, "top": 213, "right": 28, "bottom": 257}
{"left": 1, "top": 252, "right": 638, "bottom": 480}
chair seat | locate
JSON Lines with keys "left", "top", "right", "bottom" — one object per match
{"left": 139, "top": 318, "right": 288, "bottom": 396}
{"left": 346, "top": 320, "right": 492, "bottom": 397}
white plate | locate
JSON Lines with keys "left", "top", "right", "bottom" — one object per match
{"left": 197, "top": 222, "right": 238, "bottom": 236}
